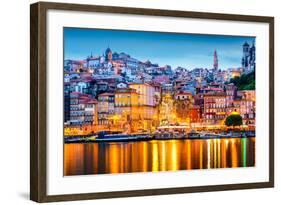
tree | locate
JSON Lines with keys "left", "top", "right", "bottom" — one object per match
{"left": 228, "top": 71, "right": 255, "bottom": 90}
{"left": 225, "top": 114, "right": 243, "bottom": 127}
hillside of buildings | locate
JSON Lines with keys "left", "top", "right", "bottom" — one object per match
{"left": 63, "top": 42, "right": 256, "bottom": 135}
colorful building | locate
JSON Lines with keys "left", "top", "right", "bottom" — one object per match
{"left": 225, "top": 83, "right": 237, "bottom": 113}
{"left": 69, "top": 92, "right": 90, "bottom": 125}
{"left": 128, "top": 83, "right": 157, "bottom": 131}
{"left": 203, "top": 92, "right": 227, "bottom": 124}
{"left": 237, "top": 90, "right": 256, "bottom": 125}
{"left": 129, "top": 83, "right": 156, "bottom": 106}
{"left": 97, "top": 93, "right": 115, "bottom": 125}
{"left": 64, "top": 92, "right": 98, "bottom": 135}
{"left": 174, "top": 90, "right": 193, "bottom": 101}
{"left": 114, "top": 88, "right": 141, "bottom": 133}
{"left": 84, "top": 99, "right": 98, "bottom": 126}
{"left": 174, "top": 91, "right": 194, "bottom": 125}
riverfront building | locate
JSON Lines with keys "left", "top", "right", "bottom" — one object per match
{"left": 203, "top": 92, "right": 227, "bottom": 124}
{"left": 97, "top": 93, "right": 115, "bottom": 126}
{"left": 64, "top": 44, "right": 256, "bottom": 135}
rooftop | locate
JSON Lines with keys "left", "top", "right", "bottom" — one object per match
{"left": 99, "top": 92, "right": 115, "bottom": 96}
{"left": 203, "top": 92, "right": 226, "bottom": 97}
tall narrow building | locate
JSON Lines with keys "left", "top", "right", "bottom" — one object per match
{"left": 213, "top": 49, "right": 218, "bottom": 70}
{"left": 105, "top": 47, "right": 112, "bottom": 62}
{"left": 241, "top": 41, "right": 255, "bottom": 73}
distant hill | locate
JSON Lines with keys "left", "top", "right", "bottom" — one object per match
{"left": 228, "top": 71, "right": 255, "bottom": 90}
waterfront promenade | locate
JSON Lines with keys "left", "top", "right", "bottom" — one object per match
{"left": 64, "top": 130, "right": 255, "bottom": 143}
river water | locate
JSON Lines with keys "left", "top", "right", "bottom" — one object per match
{"left": 64, "top": 137, "right": 255, "bottom": 176}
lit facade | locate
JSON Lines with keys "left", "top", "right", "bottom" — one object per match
{"left": 174, "top": 91, "right": 193, "bottom": 125}
{"left": 84, "top": 99, "right": 98, "bottom": 126}
{"left": 203, "top": 93, "right": 227, "bottom": 124}
{"left": 237, "top": 90, "right": 256, "bottom": 125}
{"left": 64, "top": 44, "right": 256, "bottom": 135}
{"left": 64, "top": 92, "right": 98, "bottom": 135}
{"left": 128, "top": 83, "right": 157, "bottom": 131}
{"left": 129, "top": 83, "right": 155, "bottom": 106}
{"left": 97, "top": 93, "right": 115, "bottom": 125}
{"left": 69, "top": 92, "right": 90, "bottom": 125}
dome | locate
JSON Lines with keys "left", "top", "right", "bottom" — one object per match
{"left": 105, "top": 47, "right": 112, "bottom": 54}
{"left": 243, "top": 42, "right": 249, "bottom": 47}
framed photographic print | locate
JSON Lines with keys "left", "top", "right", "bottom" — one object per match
{"left": 30, "top": 1, "right": 274, "bottom": 202}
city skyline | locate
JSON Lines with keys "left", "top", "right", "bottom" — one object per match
{"left": 64, "top": 27, "right": 255, "bottom": 70}
{"left": 64, "top": 27, "right": 256, "bottom": 175}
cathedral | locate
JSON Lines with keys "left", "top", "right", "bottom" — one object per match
{"left": 105, "top": 47, "right": 113, "bottom": 62}
{"left": 241, "top": 41, "right": 255, "bottom": 73}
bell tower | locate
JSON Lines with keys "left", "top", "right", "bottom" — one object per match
{"left": 105, "top": 47, "right": 112, "bottom": 62}
{"left": 213, "top": 49, "right": 218, "bottom": 70}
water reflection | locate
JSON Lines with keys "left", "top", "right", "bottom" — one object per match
{"left": 64, "top": 138, "right": 255, "bottom": 176}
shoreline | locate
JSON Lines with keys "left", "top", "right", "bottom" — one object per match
{"left": 64, "top": 132, "right": 255, "bottom": 143}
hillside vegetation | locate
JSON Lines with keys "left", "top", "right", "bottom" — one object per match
{"left": 229, "top": 71, "right": 255, "bottom": 90}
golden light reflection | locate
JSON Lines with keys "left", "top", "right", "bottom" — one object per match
{"left": 64, "top": 137, "right": 255, "bottom": 176}
{"left": 222, "top": 139, "right": 229, "bottom": 168}
{"left": 230, "top": 139, "right": 238, "bottom": 168}
{"left": 213, "top": 139, "right": 217, "bottom": 168}
{"left": 142, "top": 142, "right": 148, "bottom": 172}
{"left": 92, "top": 145, "right": 98, "bottom": 174}
{"left": 171, "top": 140, "right": 179, "bottom": 171}
{"left": 207, "top": 139, "right": 211, "bottom": 169}
{"left": 199, "top": 142, "right": 203, "bottom": 169}
{"left": 160, "top": 141, "right": 166, "bottom": 171}
{"left": 108, "top": 144, "right": 119, "bottom": 173}
{"left": 217, "top": 139, "right": 221, "bottom": 168}
{"left": 186, "top": 140, "right": 191, "bottom": 169}
{"left": 64, "top": 144, "right": 85, "bottom": 176}
{"left": 119, "top": 144, "right": 124, "bottom": 173}
{"left": 152, "top": 142, "right": 159, "bottom": 172}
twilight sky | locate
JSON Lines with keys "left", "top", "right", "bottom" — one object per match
{"left": 64, "top": 27, "right": 255, "bottom": 70}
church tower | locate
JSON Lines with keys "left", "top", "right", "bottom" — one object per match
{"left": 105, "top": 47, "right": 112, "bottom": 62}
{"left": 213, "top": 49, "right": 218, "bottom": 70}
{"left": 241, "top": 41, "right": 255, "bottom": 72}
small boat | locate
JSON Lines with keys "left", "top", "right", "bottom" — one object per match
{"left": 95, "top": 133, "right": 152, "bottom": 142}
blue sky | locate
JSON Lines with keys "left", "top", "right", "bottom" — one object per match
{"left": 64, "top": 27, "right": 255, "bottom": 70}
